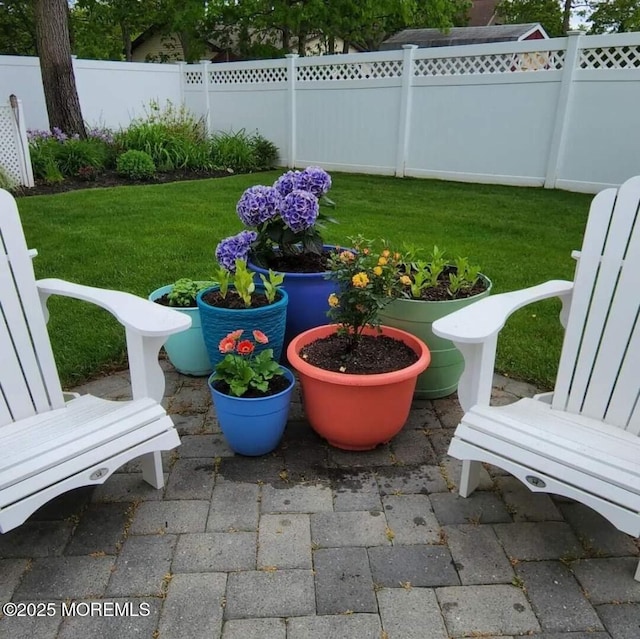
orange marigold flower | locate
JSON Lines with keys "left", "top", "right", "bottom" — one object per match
{"left": 237, "top": 340, "right": 255, "bottom": 355}
{"left": 328, "top": 293, "right": 339, "bottom": 307}
{"left": 373, "top": 266, "right": 383, "bottom": 276}
{"left": 362, "top": 248, "right": 370, "bottom": 255}
{"left": 400, "top": 275, "right": 412, "bottom": 286}
{"left": 252, "top": 329, "right": 269, "bottom": 344}
{"left": 229, "top": 329, "right": 244, "bottom": 340}
{"left": 352, "top": 272, "right": 369, "bottom": 288}
{"left": 339, "top": 250, "right": 354, "bottom": 262}
{"left": 219, "top": 336, "right": 236, "bottom": 354}
{"left": 377, "top": 256, "right": 388, "bottom": 266}
{"left": 394, "top": 252, "right": 401, "bottom": 260}
{"left": 381, "top": 249, "right": 390, "bottom": 258}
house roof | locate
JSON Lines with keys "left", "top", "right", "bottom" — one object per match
{"left": 379, "top": 24, "right": 547, "bottom": 50}
{"left": 467, "top": 0, "right": 500, "bottom": 26}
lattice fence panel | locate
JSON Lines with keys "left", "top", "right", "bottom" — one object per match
{"left": 579, "top": 46, "right": 640, "bottom": 69}
{"left": 184, "top": 70, "right": 203, "bottom": 85}
{"left": 0, "top": 106, "right": 22, "bottom": 185}
{"left": 414, "top": 50, "right": 565, "bottom": 76}
{"left": 297, "top": 59, "right": 403, "bottom": 82}
{"left": 209, "top": 67, "right": 287, "bottom": 85}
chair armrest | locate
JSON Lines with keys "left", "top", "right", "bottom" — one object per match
{"left": 432, "top": 280, "right": 573, "bottom": 412}
{"left": 37, "top": 278, "right": 192, "bottom": 402}
{"left": 433, "top": 280, "right": 574, "bottom": 343}
{"left": 37, "top": 278, "right": 191, "bottom": 337}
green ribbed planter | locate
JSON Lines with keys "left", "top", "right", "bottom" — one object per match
{"left": 379, "top": 275, "right": 491, "bottom": 399}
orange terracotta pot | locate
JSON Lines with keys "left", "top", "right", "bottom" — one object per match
{"left": 287, "top": 324, "right": 431, "bottom": 451}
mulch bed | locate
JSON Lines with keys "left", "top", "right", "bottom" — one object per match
{"left": 14, "top": 168, "right": 241, "bottom": 197}
{"left": 300, "top": 333, "right": 418, "bottom": 374}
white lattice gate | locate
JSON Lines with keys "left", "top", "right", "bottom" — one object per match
{"left": 0, "top": 97, "right": 34, "bottom": 187}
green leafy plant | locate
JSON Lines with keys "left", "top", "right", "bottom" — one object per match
{"left": 211, "top": 129, "right": 258, "bottom": 172}
{"left": 116, "top": 150, "right": 156, "bottom": 180}
{"left": 55, "top": 138, "right": 109, "bottom": 177}
{"left": 209, "top": 258, "right": 283, "bottom": 308}
{"left": 250, "top": 132, "right": 279, "bottom": 169}
{"left": 213, "top": 328, "right": 285, "bottom": 397}
{"left": 326, "top": 236, "right": 404, "bottom": 353}
{"left": 167, "top": 278, "right": 215, "bottom": 307}
{"left": 259, "top": 269, "right": 285, "bottom": 303}
{"left": 399, "top": 246, "right": 483, "bottom": 301}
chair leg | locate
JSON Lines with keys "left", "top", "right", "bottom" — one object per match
{"left": 459, "top": 460, "right": 481, "bottom": 497}
{"left": 635, "top": 558, "right": 640, "bottom": 583}
{"left": 141, "top": 451, "right": 165, "bottom": 489}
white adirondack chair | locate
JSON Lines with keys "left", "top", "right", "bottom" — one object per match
{"left": 433, "top": 174, "right": 640, "bottom": 581}
{"left": 0, "top": 189, "right": 191, "bottom": 533}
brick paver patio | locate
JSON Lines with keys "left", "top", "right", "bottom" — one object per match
{"left": 0, "top": 362, "right": 638, "bottom": 638}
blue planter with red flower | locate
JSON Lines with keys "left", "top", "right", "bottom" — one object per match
{"left": 208, "top": 366, "right": 295, "bottom": 456}
{"left": 196, "top": 284, "right": 288, "bottom": 370}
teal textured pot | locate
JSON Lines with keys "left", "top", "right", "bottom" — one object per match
{"left": 378, "top": 275, "right": 492, "bottom": 399}
{"left": 208, "top": 366, "right": 295, "bottom": 456}
{"left": 149, "top": 285, "right": 212, "bottom": 376}
{"left": 197, "top": 284, "right": 288, "bottom": 370}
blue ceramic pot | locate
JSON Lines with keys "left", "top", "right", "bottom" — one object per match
{"left": 149, "top": 285, "right": 212, "bottom": 376}
{"left": 197, "top": 284, "right": 288, "bottom": 370}
{"left": 248, "top": 245, "right": 338, "bottom": 348}
{"left": 208, "top": 366, "right": 295, "bottom": 456}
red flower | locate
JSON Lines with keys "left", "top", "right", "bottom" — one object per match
{"left": 229, "top": 329, "right": 244, "bottom": 340}
{"left": 218, "top": 336, "right": 236, "bottom": 354}
{"left": 253, "top": 330, "right": 269, "bottom": 344}
{"left": 237, "top": 340, "right": 255, "bottom": 355}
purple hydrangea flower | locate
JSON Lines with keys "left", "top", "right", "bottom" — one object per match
{"left": 280, "top": 190, "right": 319, "bottom": 232}
{"left": 273, "top": 170, "right": 298, "bottom": 197}
{"left": 236, "top": 185, "right": 281, "bottom": 227}
{"left": 215, "top": 230, "right": 258, "bottom": 271}
{"left": 294, "top": 166, "right": 332, "bottom": 197}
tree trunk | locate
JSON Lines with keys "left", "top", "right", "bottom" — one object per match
{"left": 562, "top": 0, "right": 573, "bottom": 33}
{"left": 33, "top": 0, "right": 86, "bottom": 137}
{"left": 297, "top": 30, "right": 307, "bottom": 56}
{"left": 121, "top": 21, "right": 132, "bottom": 61}
{"left": 342, "top": 39, "right": 350, "bottom": 54}
{"left": 282, "top": 27, "right": 291, "bottom": 51}
{"left": 328, "top": 35, "right": 335, "bottom": 55}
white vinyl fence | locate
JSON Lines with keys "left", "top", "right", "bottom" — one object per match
{"left": 1, "top": 31, "right": 639, "bottom": 192}
{"left": 182, "top": 31, "right": 640, "bottom": 193}
{"left": 0, "top": 97, "right": 33, "bottom": 187}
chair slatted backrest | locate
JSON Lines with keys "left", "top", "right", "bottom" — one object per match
{"left": 0, "top": 190, "right": 65, "bottom": 427}
{"left": 552, "top": 176, "right": 640, "bottom": 434}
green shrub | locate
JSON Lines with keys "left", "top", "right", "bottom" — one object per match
{"left": 211, "top": 130, "right": 257, "bottom": 172}
{"left": 55, "top": 138, "right": 110, "bottom": 177}
{"left": 42, "top": 158, "right": 64, "bottom": 184}
{"left": 115, "top": 100, "right": 211, "bottom": 172}
{"left": 250, "top": 133, "right": 279, "bottom": 169}
{"left": 116, "top": 150, "right": 156, "bottom": 180}
{"left": 29, "top": 137, "right": 59, "bottom": 180}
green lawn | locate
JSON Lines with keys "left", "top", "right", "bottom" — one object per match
{"left": 16, "top": 172, "right": 592, "bottom": 390}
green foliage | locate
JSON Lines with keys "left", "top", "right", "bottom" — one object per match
{"left": 116, "top": 150, "right": 156, "bottom": 180}
{"left": 211, "top": 264, "right": 232, "bottom": 298}
{"left": 42, "top": 159, "right": 65, "bottom": 184}
{"left": 400, "top": 245, "right": 482, "bottom": 300}
{"left": 232, "top": 259, "right": 256, "bottom": 307}
{"left": 259, "top": 270, "right": 285, "bottom": 304}
{"left": 55, "top": 138, "right": 110, "bottom": 177}
{"left": 326, "top": 237, "right": 405, "bottom": 353}
{"left": 497, "top": 0, "right": 564, "bottom": 36}
{"left": 211, "top": 130, "right": 259, "bottom": 172}
{"left": 587, "top": 0, "right": 640, "bottom": 33}
{"left": 115, "top": 100, "right": 211, "bottom": 171}
{"left": 213, "top": 329, "right": 285, "bottom": 397}
{"left": 167, "top": 278, "right": 215, "bottom": 307}
{"left": 250, "top": 133, "right": 279, "bottom": 169}
{"left": 0, "top": 0, "right": 36, "bottom": 55}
